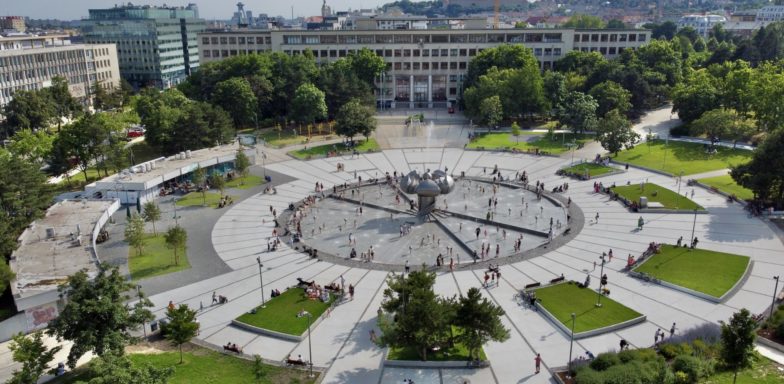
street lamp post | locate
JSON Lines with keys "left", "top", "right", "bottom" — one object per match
{"left": 676, "top": 169, "right": 684, "bottom": 209}
{"left": 596, "top": 255, "right": 606, "bottom": 307}
{"left": 772, "top": 276, "right": 780, "bottom": 319}
{"left": 305, "top": 312, "right": 314, "bottom": 378}
{"left": 567, "top": 312, "right": 576, "bottom": 376}
{"left": 136, "top": 284, "right": 147, "bottom": 338}
{"left": 172, "top": 198, "right": 179, "bottom": 226}
{"left": 256, "top": 257, "right": 265, "bottom": 308}
{"left": 689, "top": 208, "right": 698, "bottom": 250}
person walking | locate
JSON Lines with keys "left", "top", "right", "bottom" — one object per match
{"left": 349, "top": 284, "right": 355, "bottom": 300}
{"left": 654, "top": 328, "right": 661, "bottom": 344}
{"left": 405, "top": 260, "right": 410, "bottom": 274}
{"left": 595, "top": 212, "right": 600, "bottom": 223}
{"left": 534, "top": 353, "right": 542, "bottom": 374}
{"left": 670, "top": 322, "right": 676, "bottom": 338}
{"left": 212, "top": 291, "right": 218, "bottom": 305}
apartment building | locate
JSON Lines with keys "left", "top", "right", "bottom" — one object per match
{"left": 81, "top": 4, "right": 206, "bottom": 89}
{"left": 198, "top": 28, "right": 650, "bottom": 109}
{"left": 0, "top": 34, "right": 120, "bottom": 108}
{"left": 677, "top": 14, "right": 727, "bottom": 38}
{"left": 0, "top": 17, "right": 26, "bottom": 33}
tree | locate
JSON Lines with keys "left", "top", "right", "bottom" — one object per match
{"left": 465, "top": 45, "right": 540, "bottom": 88}
{"left": 589, "top": 81, "right": 632, "bottom": 117}
{"left": 161, "top": 304, "right": 198, "bottom": 363}
{"left": 7, "top": 331, "right": 62, "bottom": 384}
{"left": 464, "top": 65, "right": 545, "bottom": 121}
{"left": 92, "top": 81, "right": 120, "bottom": 111}
{"left": 234, "top": 150, "right": 251, "bottom": 185}
{"left": 47, "top": 264, "right": 154, "bottom": 368}
{"left": 142, "top": 201, "right": 161, "bottom": 235}
{"left": 690, "top": 109, "right": 754, "bottom": 149}
{"left": 598, "top": 109, "right": 639, "bottom": 155}
{"left": 479, "top": 96, "right": 503, "bottom": 128}
{"left": 606, "top": 19, "right": 626, "bottom": 29}
{"left": 252, "top": 355, "right": 267, "bottom": 383}
{"left": 81, "top": 353, "right": 172, "bottom": 384}
{"left": 543, "top": 71, "right": 568, "bottom": 114}
{"left": 1, "top": 90, "right": 54, "bottom": 137}
{"left": 750, "top": 63, "right": 784, "bottom": 131}
{"left": 124, "top": 214, "right": 146, "bottom": 256}
{"left": 7, "top": 129, "right": 54, "bottom": 166}
{"left": 290, "top": 83, "right": 327, "bottom": 126}
{"left": 562, "top": 14, "right": 606, "bottom": 29}
{"left": 731, "top": 129, "right": 784, "bottom": 205}
{"left": 134, "top": 88, "right": 189, "bottom": 152}
{"left": 345, "top": 48, "right": 386, "bottom": 86}
{"left": 192, "top": 166, "right": 207, "bottom": 206}
{"left": 720, "top": 309, "right": 757, "bottom": 384}
{"left": 645, "top": 21, "right": 678, "bottom": 40}
{"left": 58, "top": 113, "right": 113, "bottom": 182}
{"left": 209, "top": 171, "right": 226, "bottom": 197}
{"left": 378, "top": 270, "right": 454, "bottom": 361}
{"left": 672, "top": 70, "right": 721, "bottom": 123}
{"left": 318, "top": 60, "right": 374, "bottom": 117}
{"left": 558, "top": 92, "right": 598, "bottom": 134}
{"left": 165, "top": 102, "right": 234, "bottom": 155}
{"left": 212, "top": 77, "right": 257, "bottom": 128}
{"left": 46, "top": 76, "right": 83, "bottom": 130}
{"left": 453, "top": 288, "right": 510, "bottom": 360}
{"left": 335, "top": 99, "right": 377, "bottom": 141}
{"left": 510, "top": 122, "right": 521, "bottom": 143}
{"left": 165, "top": 225, "right": 187, "bottom": 266}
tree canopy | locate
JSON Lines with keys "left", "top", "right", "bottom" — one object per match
{"left": 731, "top": 129, "right": 784, "bottom": 205}
{"left": 335, "top": 99, "right": 377, "bottom": 140}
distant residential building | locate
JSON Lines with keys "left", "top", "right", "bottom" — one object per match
{"left": 81, "top": 3, "right": 206, "bottom": 89}
{"left": 678, "top": 14, "right": 727, "bottom": 38}
{"left": 756, "top": 5, "right": 784, "bottom": 22}
{"left": 354, "top": 16, "right": 487, "bottom": 30}
{"left": 729, "top": 10, "right": 757, "bottom": 22}
{"left": 0, "top": 34, "right": 120, "bottom": 108}
{"left": 0, "top": 16, "right": 26, "bottom": 33}
{"left": 199, "top": 28, "right": 650, "bottom": 109}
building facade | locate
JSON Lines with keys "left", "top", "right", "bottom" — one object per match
{"left": 0, "top": 16, "right": 26, "bottom": 33}
{"left": 81, "top": 4, "right": 206, "bottom": 89}
{"left": 677, "top": 14, "right": 727, "bottom": 38}
{"left": 198, "top": 28, "right": 650, "bottom": 108}
{"left": 756, "top": 5, "right": 784, "bottom": 22}
{"left": 0, "top": 35, "right": 120, "bottom": 109}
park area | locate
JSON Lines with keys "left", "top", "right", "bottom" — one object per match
{"left": 466, "top": 132, "right": 592, "bottom": 155}
{"left": 611, "top": 140, "right": 752, "bottom": 175}
{"left": 259, "top": 129, "right": 334, "bottom": 148}
{"left": 697, "top": 174, "right": 754, "bottom": 201}
{"left": 226, "top": 174, "right": 265, "bottom": 190}
{"left": 561, "top": 163, "right": 616, "bottom": 178}
{"left": 128, "top": 233, "right": 189, "bottom": 281}
{"left": 175, "top": 191, "right": 231, "bottom": 209}
{"left": 633, "top": 245, "right": 750, "bottom": 298}
{"left": 532, "top": 282, "right": 643, "bottom": 333}
{"left": 235, "top": 287, "right": 336, "bottom": 336}
{"left": 387, "top": 326, "right": 487, "bottom": 362}
{"left": 288, "top": 138, "right": 380, "bottom": 159}
{"left": 611, "top": 182, "right": 703, "bottom": 211}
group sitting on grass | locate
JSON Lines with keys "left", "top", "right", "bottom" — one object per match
{"left": 223, "top": 342, "right": 242, "bottom": 354}
{"left": 217, "top": 195, "right": 234, "bottom": 208}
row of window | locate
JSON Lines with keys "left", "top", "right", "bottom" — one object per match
{"left": 280, "top": 32, "right": 565, "bottom": 45}
{"left": 576, "top": 33, "right": 646, "bottom": 43}
{"left": 202, "top": 36, "right": 272, "bottom": 45}
{"left": 0, "top": 50, "right": 89, "bottom": 68}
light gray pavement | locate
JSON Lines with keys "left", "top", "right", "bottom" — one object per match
{"left": 129, "top": 147, "right": 784, "bottom": 384}
{"left": 686, "top": 169, "right": 731, "bottom": 180}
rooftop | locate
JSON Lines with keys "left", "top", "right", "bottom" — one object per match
{"left": 10, "top": 199, "right": 116, "bottom": 303}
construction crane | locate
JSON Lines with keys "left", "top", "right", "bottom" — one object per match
{"left": 493, "top": 0, "right": 500, "bottom": 29}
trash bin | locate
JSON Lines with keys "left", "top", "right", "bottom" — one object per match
{"left": 639, "top": 196, "right": 648, "bottom": 208}
{"left": 149, "top": 321, "right": 159, "bottom": 333}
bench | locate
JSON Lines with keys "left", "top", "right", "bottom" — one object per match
{"left": 549, "top": 276, "right": 565, "bottom": 284}
{"left": 524, "top": 282, "right": 541, "bottom": 289}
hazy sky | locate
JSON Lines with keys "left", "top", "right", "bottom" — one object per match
{"left": 4, "top": 0, "right": 393, "bottom": 20}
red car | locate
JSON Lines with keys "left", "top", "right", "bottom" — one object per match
{"left": 127, "top": 128, "right": 145, "bottom": 138}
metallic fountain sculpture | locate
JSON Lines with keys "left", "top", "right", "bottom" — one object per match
{"left": 400, "top": 169, "right": 455, "bottom": 215}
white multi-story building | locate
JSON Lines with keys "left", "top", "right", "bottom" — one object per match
{"left": 0, "top": 34, "right": 120, "bottom": 108}
{"left": 677, "top": 14, "right": 727, "bottom": 38}
{"left": 756, "top": 5, "right": 784, "bottom": 22}
{"left": 198, "top": 28, "right": 650, "bottom": 109}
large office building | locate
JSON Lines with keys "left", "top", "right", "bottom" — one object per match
{"left": 0, "top": 34, "right": 120, "bottom": 109}
{"left": 198, "top": 26, "right": 650, "bottom": 109}
{"left": 81, "top": 3, "right": 206, "bottom": 89}
{"left": 0, "top": 17, "right": 26, "bottom": 33}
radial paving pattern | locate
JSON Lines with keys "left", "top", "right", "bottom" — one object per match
{"left": 138, "top": 148, "right": 784, "bottom": 384}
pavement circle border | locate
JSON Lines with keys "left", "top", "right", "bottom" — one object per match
{"left": 276, "top": 178, "right": 586, "bottom": 273}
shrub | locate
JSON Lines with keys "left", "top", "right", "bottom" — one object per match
{"left": 670, "top": 323, "right": 721, "bottom": 345}
{"left": 674, "top": 371, "right": 691, "bottom": 384}
{"left": 603, "top": 361, "right": 647, "bottom": 384}
{"left": 574, "top": 367, "right": 603, "bottom": 384}
{"left": 659, "top": 343, "right": 681, "bottom": 359}
{"left": 672, "top": 354, "right": 702, "bottom": 383}
{"left": 670, "top": 124, "right": 690, "bottom": 137}
{"left": 590, "top": 352, "right": 621, "bottom": 371}
{"left": 691, "top": 339, "right": 715, "bottom": 359}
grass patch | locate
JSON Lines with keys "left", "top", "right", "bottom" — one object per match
{"left": 612, "top": 140, "right": 752, "bottom": 176}
{"left": 259, "top": 129, "right": 333, "bottom": 148}
{"left": 611, "top": 182, "right": 703, "bottom": 211}
{"left": 387, "top": 327, "right": 487, "bottom": 362}
{"left": 289, "top": 138, "right": 380, "bottom": 160}
{"left": 633, "top": 245, "right": 750, "bottom": 298}
{"left": 235, "top": 287, "right": 335, "bottom": 336}
{"left": 466, "top": 132, "right": 592, "bottom": 155}
{"left": 175, "top": 191, "right": 229, "bottom": 208}
{"left": 226, "top": 175, "right": 265, "bottom": 190}
{"left": 562, "top": 163, "right": 616, "bottom": 177}
{"left": 128, "top": 233, "right": 189, "bottom": 281}
{"left": 533, "top": 282, "right": 642, "bottom": 333}
{"left": 703, "top": 355, "right": 784, "bottom": 384}
{"left": 697, "top": 174, "right": 754, "bottom": 201}
{"left": 51, "top": 346, "right": 317, "bottom": 384}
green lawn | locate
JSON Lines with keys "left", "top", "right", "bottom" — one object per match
{"left": 289, "top": 138, "right": 380, "bottom": 159}
{"left": 226, "top": 174, "right": 265, "bottom": 190}
{"left": 634, "top": 245, "right": 750, "bottom": 298}
{"left": 467, "top": 132, "right": 592, "bottom": 155}
{"left": 612, "top": 140, "right": 752, "bottom": 176}
{"left": 235, "top": 287, "right": 335, "bottom": 336}
{"left": 387, "top": 327, "right": 487, "bottom": 362}
{"left": 259, "top": 129, "right": 333, "bottom": 148}
{"left": 697, "top": 174, "right": 754, "bottom": 201}
{"left": 175, "top": 191, "right": 229, "bottom": 208}
{"left": 611, "top": 182, "right": 704, "bottom": 211}
{"left": 128, "top": 233, "right": 189, "bottom": 281}
{"left": 562, "top": 163, "right": 617, "bottom": 177}
{"left": 533, "top": 282, "right": 643, "bottom": 333}
{"left": 702, "top": 355, "right": 783, "bottom": 384}
{"left": 51, "top": 347, "right": 317, "bottom": 384}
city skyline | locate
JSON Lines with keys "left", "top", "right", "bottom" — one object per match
{"left": 3, "top": 0, "right": 391, "bottom": 21}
